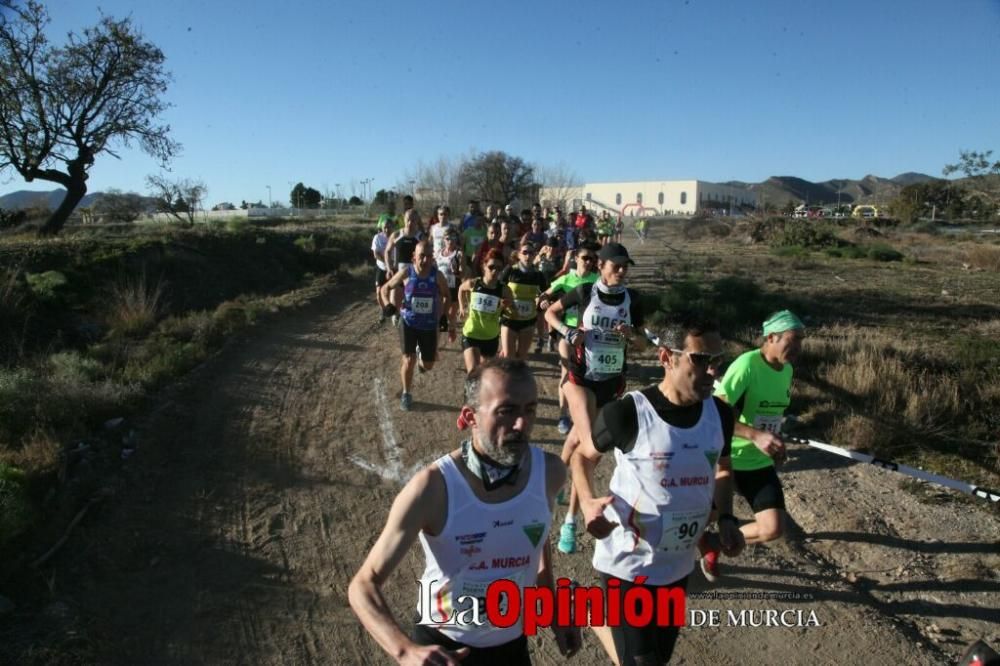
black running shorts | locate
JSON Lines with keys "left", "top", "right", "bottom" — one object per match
{"left": 564, "top": 372, "right": 625, "bottom": 409}
{"left": 600, "top": 573, "right": 689, "bottom": 666}
{"left": 375, "top": 267, "right": 389, "bottom": 287}
{"left": 733, "top": 465, "right": 786, "bottom": 513}
{"left": 462, "top": 335, "right": 500, "bottom": 357}
{"left": 400, "top": 323, "right": 438, "bottom": 363}
{"left": 500, "top": 318, "right": 536, "bottom": 331}
{"left": 410, "top": 621, "right": 530, "bottom": 665}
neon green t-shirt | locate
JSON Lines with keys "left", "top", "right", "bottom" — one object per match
{"left": 715, "top": 349, "right": 793, "bottom": 472}
{"left": 548, "top": 271, "right": 597, "bottom": 327}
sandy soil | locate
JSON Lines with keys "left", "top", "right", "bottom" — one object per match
{"left": 5, "top": 232, "right": 998, "bottom": 665}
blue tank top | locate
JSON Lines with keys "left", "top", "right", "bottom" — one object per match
{"left": 402, "top": 266, "right": 439, "bottom": 330}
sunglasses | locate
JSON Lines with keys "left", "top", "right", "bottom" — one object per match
{"left": 669, "top": 348, "right": 725, "bottom": 370}
{"left": 578, "top": 254, "right": 597, "bottom": 262}
{"left": 486, "top": 263, "right": 504, "bottom": 271}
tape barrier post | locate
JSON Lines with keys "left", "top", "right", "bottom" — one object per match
{"left": 786, "top": 436, "right": 1000, "bottom": 504}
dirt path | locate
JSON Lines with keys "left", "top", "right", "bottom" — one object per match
{"left": 9, "top": 235, "right": 999, "bottom": 665}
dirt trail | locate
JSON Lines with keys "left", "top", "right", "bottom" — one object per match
{"left": 8, "top": 234, "right": 999, "bottom": 665}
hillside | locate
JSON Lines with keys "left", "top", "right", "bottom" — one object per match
{"left": 0, "top": 189, "right": 102, "bottom": 211}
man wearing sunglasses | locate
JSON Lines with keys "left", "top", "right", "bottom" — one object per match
{"left": 704, "top": 310, "right": 805, "bottom": 581}
{"left": 572, "top": 313, "right": 744, "bottom": 665}
{"left": 544, "top": 242, "right": 646, "bottom": 556}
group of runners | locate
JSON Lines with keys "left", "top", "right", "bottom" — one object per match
{"left": 356, "top": 202, "right": 807, "bottom": 665}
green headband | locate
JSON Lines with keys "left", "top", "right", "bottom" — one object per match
{"left": 762, "top": 310, "right": 804, "bottom": 337}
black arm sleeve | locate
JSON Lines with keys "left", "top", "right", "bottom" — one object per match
{"left": 593, "top": 394, "right": 640, "bottom": 454}
{"left": 628, "top": 288, "right": 645, "bottom": 328}
{"left": 558, "top": 283, "right": 585, "bottom": 310}
{"left": 713, "top": 395, "right": 735, "bottom": 458}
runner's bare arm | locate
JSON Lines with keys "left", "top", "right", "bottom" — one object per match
{"left": 712, "top": 455, "right": 745, "bottom": 557}
{"left": 457, "top": 279, "right": 472, "bottom": 319}
{"left": 383, "top": 233, "right": 397, "bottom": 270}
{"left": 379, "top": 268, "right": 408, "bottom": 305}
{"left": 570, "top": 436, "right": 618, "bottom": 538}
{"left": 436, "top": 272, "right": 452, "bottom": 326}
{"left": 720, "top": 396, "right": 786, "bottom": 460}
{"left": 348, "top": 467, "right": 461, "bottom": 664}
{"left": 543, "top": 299, "right": 567, "bottom": 335}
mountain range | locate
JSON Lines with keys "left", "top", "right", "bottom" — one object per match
{"left": 0, "top": 172, "right": 941, "bottom": 212}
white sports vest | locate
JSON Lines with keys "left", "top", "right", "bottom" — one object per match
{"left": 592, "top": 391, "right": 723, "bottom": 585}
{"left": 581, "top": 286, "right": 631, "bottom": 381}
{"left": 416, "top": 446, "right": 551, "bottom": 647}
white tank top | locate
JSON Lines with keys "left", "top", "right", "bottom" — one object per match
{"left": 581, "top": 286, "right": 631, "bottom": 381}
{"left": 592, "top": 391, "right": 723, "bottom": 585}
{"left": 417, "top": 446, "right": 551, "bottom": 647}
{"left": 436, "top": 247, "right": 461, "bottom": 288}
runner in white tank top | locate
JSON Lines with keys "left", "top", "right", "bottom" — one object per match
{"left": 349, "top": 359, "right": 580, "bottom": 664}
{"left": 571, "top": 314, "right": 745, "bottom": 665}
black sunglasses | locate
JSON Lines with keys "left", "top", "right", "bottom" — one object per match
{"left": 670, "top": 348, "right": 725, "bottom": 369}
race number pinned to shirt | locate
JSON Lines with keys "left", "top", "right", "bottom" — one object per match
{"left": 470, "top": 292, "right": 500, "bottom": 313}
{"left": 585, "top": 329, "right": 625, "bottom": 374}
{"left": 513, "top": 299, "right": 535, "bottom": 318}
{"left": 411, "top": 296, "right": 434, "bottom": 314}
{"left": 658, "top": 509, "right": 709, "bottom": 552}
{"left": 753, "top": 414, "right": 783, "bottom": 435}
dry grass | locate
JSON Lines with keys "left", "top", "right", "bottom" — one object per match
{"left": 106, "top": 272, "right": 165, "bottom": 337}
{"left": 966, "top": 243, "right": 1000, "bottom": 272}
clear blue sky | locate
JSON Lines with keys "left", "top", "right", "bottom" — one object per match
{"left": 4, "top": 0, "right": 999, "bottom": 206}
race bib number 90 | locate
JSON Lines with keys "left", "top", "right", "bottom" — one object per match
{"left": 659, "top": 509, "right": 709, "bottom": 552}
{"left": 411, "top": 296, "right": 434, "bottom": 314}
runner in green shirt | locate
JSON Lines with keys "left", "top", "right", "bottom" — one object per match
{"left": 704, "top": 309, "right": 805, "bottom": 582}
{"left": 537, "top": 241, "right": 600, "bottom": 435}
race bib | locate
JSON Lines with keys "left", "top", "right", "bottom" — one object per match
{"left": 411, "top": 296, "right": 434, "bottom": 314}
{"left": 658, "top": 509, "right": 709, "bottom": 552}
{"left": 753, "top": 414, "right": 783, "bottom": 435}
{"left": 586, "top": 330, "right": 625, "bottom": 374}
{"left": 513, "top": 299, "right": 535, "bottom": 318}
{"left": 470, "top": 292, "right": 500, "bottom": 313}
{"left": 468, "top": 236, "right": 485, "bottom": 248}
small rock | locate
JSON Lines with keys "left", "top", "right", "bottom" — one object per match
{"left": 941, "top": 289, "right": 950, "bottom": 296}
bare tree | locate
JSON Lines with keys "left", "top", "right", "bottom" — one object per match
{"left": 0, "top": 2, "right": 178, "bottom": 235}
{"left": 536, "top": 162, "right": 581, "bottom": 210}
{"left": 146, "top": 174, "right": 207, "bottom": 225}
{"left": 404, "top": 155, "right": 465, "bottom": 210}
{"left": 457, "top": 151, "right": 537, "bottom": 207}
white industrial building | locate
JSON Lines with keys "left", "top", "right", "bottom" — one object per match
{"left": 540, "top": 180, "right": 757, "bottom": 216}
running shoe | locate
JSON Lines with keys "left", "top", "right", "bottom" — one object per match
{"left": 391, "top": 314, "right": 400, "bottom": 327}
{"left": 556, "top": 488, "right": 569, "bottom": 505}
{"left": 700, "top": 543, "right": 721, "bottom": 583}
{"left": 557, "top": 522, "right": 576, "bottom": 554}
{"left": 557, "top": 416, "right": 572, "bottom": 436}
{"left": 400, "top": 392, "right": 413, "bottom": 411}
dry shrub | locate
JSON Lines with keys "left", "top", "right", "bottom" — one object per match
{"left": 828, "top": 413, "right": 883, "bottom": 453}
{"left": 0, "top": 429, "right": 61, "bottom": 477}
{"left": 966, "top": 244, "right": 1000, "bottom": 272}
{"left": 805, "top": 325, "right": 962, "bottom": 437}
{"left": 106, "top": 272, "right": 165, "bottom": 337}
